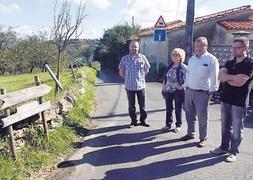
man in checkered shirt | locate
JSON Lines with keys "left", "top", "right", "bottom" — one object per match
{"left": 118, "top": 40, "right": 151, "bottom": 128}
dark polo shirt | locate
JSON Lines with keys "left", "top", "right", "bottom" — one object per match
{"left": 220, "top": 57, "right": 253, "bottom": 107}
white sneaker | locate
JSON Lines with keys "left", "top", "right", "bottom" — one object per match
{"left": 173, "top": 127, "right": 181, "bottom": 133}
{"left": 225, "top": 153, "right": 236, "bottom": 163}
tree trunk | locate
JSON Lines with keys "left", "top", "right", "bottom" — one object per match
{"left": 30, "top": 66, "right": 34, "bottom": 73}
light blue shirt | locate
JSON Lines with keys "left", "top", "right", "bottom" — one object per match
{"left": 184, "top": 51, "right": 219, "bottom": 92}
{"left": 118, "top": 53, "right": 150, "bottom": 91}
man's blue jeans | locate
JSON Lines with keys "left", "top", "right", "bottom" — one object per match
{"left": 220, "top": 102, "right": 246, "bottom": 155}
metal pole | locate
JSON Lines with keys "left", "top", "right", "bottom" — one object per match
{"left": 183, "top": 0, "right": 195, "bottom": 63}
{"left": 132, "top": 16, "right": 135, "bottom": 28}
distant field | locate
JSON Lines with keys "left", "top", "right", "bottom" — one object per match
{"left": 0, "top": 70, "right": 74, "bottom": 100}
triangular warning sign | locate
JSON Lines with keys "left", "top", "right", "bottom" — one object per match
{"left": 154, "top": 15, "right": 166, "bottom": 28}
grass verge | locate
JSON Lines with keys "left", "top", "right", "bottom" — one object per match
{"left": 0, "top": 67, "right": 97, "bottom": 179}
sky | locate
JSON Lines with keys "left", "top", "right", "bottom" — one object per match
{"left": 0, "top": 0, "right": 253, "bottom": 39}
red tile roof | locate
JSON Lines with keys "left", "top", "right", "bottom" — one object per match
{"left": 139, "top": 5, "right": 253, "bottom": 37}
{"left": 218, "top": 21, "right": 253, "bottom": 30}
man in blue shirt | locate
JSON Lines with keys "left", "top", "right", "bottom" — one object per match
{"left": 118, "top": 40, "right": 151, "bottom": 128}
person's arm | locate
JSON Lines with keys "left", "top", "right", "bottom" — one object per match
{"left": 183, "top": 64, "right": 189, "bottom": 89}
{"left": 143, "top": 55, "right": 151, "bottom": 76}
{"left": 119, "top": 69, "right": 125, "bottom": 79}
{"left": 209, "top": 57, "right": 220, "bottom": 93}
{"left": 118, "top": 57, "right": 125, "bottom": 79}
{"left": 219, "top": 68, "right": 250, "bottom": 87}
{"left": 179, "top": 65, "right": 188, "bottom": 89}
{"left": 162, "top": 82, "right": 166, "bottom": 91}
{"left": 144, "top": 67, "right": 149, "bottom": 75}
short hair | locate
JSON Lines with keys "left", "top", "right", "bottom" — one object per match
{"left": 233, "top": 36, "right": 249, "bottom": 47}
{"left": 195, "top": 37, "right": 208, "bottom": 46}
{"left": 172, "top": 48, "right": 186, "bottom": 63}
{"left": 129, "top": 40, "right": 139, "bottom": 46}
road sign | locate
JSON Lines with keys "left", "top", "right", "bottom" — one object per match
{"left": 154, "top": 15, "right": 166, "bottom": 28}
{"left": 153, "top": 29, "right": 166, "bottom": 41}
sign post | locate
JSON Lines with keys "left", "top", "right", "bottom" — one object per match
{"left": 153, "top": 15, "right": 166, "bottom": 74}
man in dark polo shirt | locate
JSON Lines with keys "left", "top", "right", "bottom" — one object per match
{"left": 211, "top": 37, "right": 253, "bottom": 163}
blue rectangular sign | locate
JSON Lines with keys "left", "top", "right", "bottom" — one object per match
{"left": 153, "top": 29, "right": 166, "bottom": 41}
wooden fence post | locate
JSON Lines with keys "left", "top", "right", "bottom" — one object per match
{"left": 70, "top": 63, "right": 77, "bottom": 80}
{"left": 0, "top": 89, "right": 17, "bottom": 158}
{"left": 34, "top": 76, "right": 48, "bottom": 137}
{"left": 44, "top": 64, "right": 63, "bottom": 91}
{"left": 70, "top": 63, "right": 76, "bottom": 79}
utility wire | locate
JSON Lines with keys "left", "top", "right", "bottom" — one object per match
{"left": 119, "top": 0, "right": 136, "bottom": 24}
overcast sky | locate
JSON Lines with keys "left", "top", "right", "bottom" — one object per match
{"left": 0, "top": 0, "right": 253, "bottom": 39}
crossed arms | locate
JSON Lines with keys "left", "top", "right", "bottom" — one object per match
{"left": 218, "top": 68, "right": 250, "bottom": 87}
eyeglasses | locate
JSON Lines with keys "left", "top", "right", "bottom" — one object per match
{"left": 232, "top": 46, "right": 245, "bottom": 49}
{"left": 171, "top": 53, "right": 180, "bottom": 57}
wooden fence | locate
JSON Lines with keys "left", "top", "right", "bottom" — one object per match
{"left": 0, "top": 75, "right": 51, "bottom": 158}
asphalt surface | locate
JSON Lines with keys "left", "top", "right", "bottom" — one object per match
{"left": 50, "top": 70, "right": 253, "bottom": 180}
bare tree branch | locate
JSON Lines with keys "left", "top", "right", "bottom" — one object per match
{"left": 53, "top": 0, "right": 87, "bottom": 95}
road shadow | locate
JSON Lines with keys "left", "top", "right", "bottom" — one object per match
{"left": 58, "top": 140, "right": 197, "bottom": 168}
{"left": 96, "top": 70, "right": 123, "bottom": 84}
{"left": 58, "top": 136, "right": 225, "bottom": 179}
{"left": 103, "top": 153, "right": 226, "bottom": 180}
{"left": 95, "top": 83, "right": 123, "bottom": 87}
{"left": 87, "top": 124, "right": 130, "bottom": 136}
{"left": 76, "top": 129, "right": 164, "bottom": 148}
{"left": 92, "top": 108, "right": 165, "bottom": 120}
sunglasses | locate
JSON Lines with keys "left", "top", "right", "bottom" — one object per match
{"left": 171, "top": 53, "right": 180, "bottom": 57}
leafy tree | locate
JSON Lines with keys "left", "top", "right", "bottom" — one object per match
{"left": 94, "top": 24, "right": 140, "bottom": 71}
{"left": 0, "top": 28, "right": 17, "bottom": 74}
{"left": 0, "top": 30, "right": 58, "bottom": 74}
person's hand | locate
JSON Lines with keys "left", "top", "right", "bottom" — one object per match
{"left": 161, "top": 90, "right": 165, "bottom": 98}
{"left": 232, "top": 74, "right": 250, "bottom": 86}
{"left": 177, "top": 85, "right": 184, "bottom": 90}
{"left": 227, "top": 80, "right": 240, "bottom": 87}
{"left": 162, "top": 84, "right": 166, "bottom": 92}
{"left": 208, "top": 91, "right": 214, "bottom": 100}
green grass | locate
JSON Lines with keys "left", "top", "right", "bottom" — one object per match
{"left": 0, "top": 70, "right": 73, "bottom": 100}
{"left": 65, "top": 68, "right": 96, "bottom": 131}
{"left": 0, "top": 67, "right": 97, "bottom": 179}
{"left": 0, "top": 125, "right": 75, "bottom": 179}
{"left": 90, "top": 61, "right": 101, "bottom": 71}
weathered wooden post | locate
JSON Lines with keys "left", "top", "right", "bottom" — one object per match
{"left": 44, "top": 64, "right": 63, "bottom": 96}
{"left": 0, "top": 89, "right": 17, "bottom": 158}
{"left": 70, "top": 63, "right": 77, "bottom": 80}
{"left": 34, "top": 75, "right": 48, "bottom": 137}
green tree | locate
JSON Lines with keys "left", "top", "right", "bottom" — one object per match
{"left": 0, "top": 28, "right": 17, "bottom": 74}
{"left": 94, "top": 24, "right": 140, "bottom": 71}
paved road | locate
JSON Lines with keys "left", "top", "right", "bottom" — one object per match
{"left": 50, "top": 71, "right": 253, "bottom": 180}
